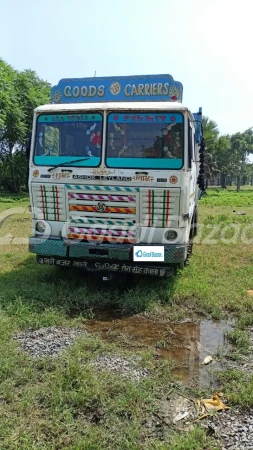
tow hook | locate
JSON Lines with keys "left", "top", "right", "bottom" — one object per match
{"left": 102, "top": 274, "right": 114, "bottom": 281}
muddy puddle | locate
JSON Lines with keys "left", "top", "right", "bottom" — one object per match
{"left": 84, "top": 309, "right": 232, "bottom": 385}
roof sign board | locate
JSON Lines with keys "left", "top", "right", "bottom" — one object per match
{"left": 51, "top": 74, "right": 183, "bottom": 104}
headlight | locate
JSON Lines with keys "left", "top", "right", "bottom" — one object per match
{"left": 165, "top": 230, "right": 178, "bottom": 241}
{"left": 35, "top": 221, "right": 46, "bottom": 233}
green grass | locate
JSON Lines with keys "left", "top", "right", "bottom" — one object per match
{"left": 1, "top": 188, "right": 253, "bottom": 448}
{"left": 0, "top": 310, "right": 218, "bottom": 449}
{"left": 0, "top": 334, "right": 160, "bottom": 448}
{"left": 226, "top": 328, "right": 250, "bottom": 355}
{"left": 218, "top": 369, "right": 253, "bottom": 408}
{"left": 201, "top": 186, "right": 253, "bottom": 206}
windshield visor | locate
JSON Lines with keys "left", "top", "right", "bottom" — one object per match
{"left": 34, "top": 113, "right": 103, "bottom": 167}
{"left": 106, "top": 112, "right": 184, "bottom": 169}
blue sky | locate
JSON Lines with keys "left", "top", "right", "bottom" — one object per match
{"left": 1, "top": 0, "right": 253, "bottom": 137}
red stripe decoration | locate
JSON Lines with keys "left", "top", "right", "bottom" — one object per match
{"left": 148, "top": 189, "right": 151, "bottom": 227}
{"left": 40, "top": 185, "right": 46, "bottom": 219}
{"left": 166, "top": 190, "right": 170, "bottom": 226}
{"left": 69, "top": 205, "right": 136, "bottom": 214}
{"left": 55, "top": 185, "right": 60, "bottom": 221}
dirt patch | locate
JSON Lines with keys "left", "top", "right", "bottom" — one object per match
{"left": 156, "top": 393, "right": 198, "bottom": 426}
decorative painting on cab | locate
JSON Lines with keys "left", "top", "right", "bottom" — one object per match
{"left": 106, "top": 113, "right": 184, "bottom": 169}
{"left": 34, "top": 113, "right": 103, "bottom": 167}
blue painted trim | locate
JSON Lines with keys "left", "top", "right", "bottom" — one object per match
{"left": 38, "top": 114, "right": 102, "bottom": 123}
{"left": 108, "top": 112, "right": 183, "bottom": 124}
{"left": 29, "top": 237, "right": 67, "bottom": 257}
{"left": 34, "top": 156, "right": 101, "bottom": 167}
{"left": 106, "top": 157, "right": 183, "bottom": 169}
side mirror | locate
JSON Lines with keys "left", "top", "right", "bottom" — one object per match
{"left": 188, "top": 124, "right": 192, "bottom": 169}
{"left": 26, "top": 132, "right": 32, "bottom": 160}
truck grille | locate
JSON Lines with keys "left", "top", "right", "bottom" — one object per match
{"left": 66, "top": 184, "right": 139, "bottom": 243}
{"left": 31, "top": 184, "right": 180, "bottom": 242}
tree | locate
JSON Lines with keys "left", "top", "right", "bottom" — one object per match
{"left": 202, "top": 122, "right": 253, "bottom": 190}
{"left": 229, "top": 129, "right": 253, "bottom": 191}
{"left": 245, "top": 163, "right": 253, "bottom": 186}
{"left": 202, "top": 116, "right": 219, "bottom": 151}
{"left": 212, "top": 135, "right": 231, "bottom": 188}
{"left": 204, "top": 152, "right": 220, "bottom": 188}
{"left": 0, "top": 59, "right": 50, "bottom": 192}
{"left": 15, "top": 69, "right": 51, "bottom": 136}
{"left": 201, "top": 116, "right": 220, "bottom": 188}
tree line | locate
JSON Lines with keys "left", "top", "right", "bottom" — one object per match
{"left": 202, "top": 117, "right": 253, "bottom": 190}
{"left": 0, "top": 58, "right": 253, "bottom": 192}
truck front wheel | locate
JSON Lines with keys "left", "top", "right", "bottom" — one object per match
{"left": 190, "top": 207, "right": 198, "bottom": 238}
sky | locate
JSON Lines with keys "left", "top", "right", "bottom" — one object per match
{"left": 1, "top": 0, "right": 253, "bottom": 137}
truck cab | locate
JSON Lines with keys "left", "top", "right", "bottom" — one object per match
{"left": 28, "top": 74, "right": 204, "bottom": 277}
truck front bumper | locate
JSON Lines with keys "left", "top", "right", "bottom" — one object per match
{"left": 29, "top": 237, "right": 187, "bottom": 277}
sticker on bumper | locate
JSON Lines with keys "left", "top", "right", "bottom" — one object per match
{"left": 133, "top": 246, "right": 164, "bottom": 262}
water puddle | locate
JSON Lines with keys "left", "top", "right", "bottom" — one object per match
{"left": 84, "top": 309, "right": 232, "bottom": 386}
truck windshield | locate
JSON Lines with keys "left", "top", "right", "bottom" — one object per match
{"left": 106, "top": 112, "right": 183, "bottom": 169}
{"left": 34, "top": 113, "right": 103, "bottom": 167}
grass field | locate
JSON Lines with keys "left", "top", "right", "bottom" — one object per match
{"left": 0, "top": 187, "right": 253, "bottom": 449}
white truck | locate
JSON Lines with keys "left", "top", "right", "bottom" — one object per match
{"left": 28, "top": 74, "right": 205, "bottom": 277}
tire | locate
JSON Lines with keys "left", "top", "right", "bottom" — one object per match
{"left": 177, "top": 208, "right": 197, "bottom": 271}
{"left": 177, "top": 260, "right": 186, "bottom": 270}
{"left": 177, "top": 241, "right": 193, "bottom": 270}
{"left": 191, "top": 206, "right": 198, "bottom": 238}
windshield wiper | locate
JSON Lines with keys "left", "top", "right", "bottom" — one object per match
{"left": 47, "top": 158, "right": 91, "bottom": 172}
